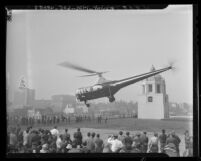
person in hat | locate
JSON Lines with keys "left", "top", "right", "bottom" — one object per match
{"left": 140, "top": 131, "right": 149, "bottom": 153}
{"left": 94, "top": 134, "right": 104, "bottom": 153}
{"left": 107, "top": 134, "right": 123, "bottom": 152}
{"left": 159, "top": 129, "right": 167, "bottom": 153}
{"left": 122, "top": 131, "right": 133, "bottom": 152}
{"left": 73, "top": 128, "right": 83, "bottom": 146}
{"left": 50, "top": 126, "right": 59, "bottom": 137}
{"left": 118, "top": 131, "right": 125, "bottom": 143}
{"left": 148, "top": 132, "right": 159, "bottom": 153}
{"left": 171, "top": 131, "right": 181, "bottom": 156}
{"left": 63, "top": 129, "right": 69, "bottom": 141}
{"left": 132, "top": 132, "right": 141, "bottom": 151}
{"left": 84, "top": 132, "right": 95, "bottom": 153}
{"left": 23, "top": 127, "right": 30, "bottom": 148}
{"left": 56, "top": 134, "right": 63, "bottom": 153}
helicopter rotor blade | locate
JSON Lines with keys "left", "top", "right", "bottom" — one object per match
{"left": 78, "top": 73, "right": 99, "bottom": 77}
{"left": 58, "top": 61, "right": 98, "bottom": 74}
{"left": 78, "top": 71, "right": 109, "bottom": 77}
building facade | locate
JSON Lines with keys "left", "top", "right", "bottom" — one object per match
{"left": 51, "top": 94, "right": 76, "bottom": 113}
{"left": 137, "top": 66, "right": 169, "bottom": 119}
{"left": 13, "top": 88, "right": 35, "bottom": 108}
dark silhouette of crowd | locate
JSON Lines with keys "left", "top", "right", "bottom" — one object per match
{"left": 7, "top": 114, "right": 110, "bottom": 127}
{"left": 7, "top": 125, "right": 193, "bottom": 157}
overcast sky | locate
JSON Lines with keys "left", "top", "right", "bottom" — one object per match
{"left": 6, "top": 5, "right": 193, "bottom": 104}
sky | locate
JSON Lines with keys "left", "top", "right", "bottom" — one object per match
{"left": 6, "top": 5, "right": 193, "bottom": 104}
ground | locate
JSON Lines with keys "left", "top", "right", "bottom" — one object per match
{"left": 17, "top": 117, "right": 192, "bottom": 156}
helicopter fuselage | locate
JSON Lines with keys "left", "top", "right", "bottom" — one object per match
{"left": 75, "top": 81, "right": 119, "bottom": 103}
{"left": 75, "top": 66, "right": 172, "bottom": 105}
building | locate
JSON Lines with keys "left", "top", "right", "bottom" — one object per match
{"left": 51, "top": 94, "right": 76, "bottom": 113}
{"left": 34, "top": 99, "right": 52, "bottom": 109}
{"left": 76, "top": 103, "right": 89, "bottom": 114}
{"left": 137, "top": 65, "right": 169, "bottom": 119}
{"left": 13, "top": 88, "right": 35, "bottom": 108}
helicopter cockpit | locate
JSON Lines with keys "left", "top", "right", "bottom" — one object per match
{"left": 76, "top": 85, "right": 103, "bottom": 95}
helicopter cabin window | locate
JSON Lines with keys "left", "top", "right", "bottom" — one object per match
{"left": 148, "top": 84, "right": 152, "bottom": 92}
{"left": 86, "top": 87, "right": 91, "bottom": 92}
{"left": 148, "top": 96, "right": 153, "bottom": 102}
{"left": 93, "top": 85, "right": 103, "bottom": 91}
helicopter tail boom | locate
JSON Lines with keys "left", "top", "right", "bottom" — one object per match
{"left": 111, "top": 66, "right": 172, "bottom": 89}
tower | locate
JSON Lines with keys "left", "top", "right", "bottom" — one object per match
{"left": 137, "top": 65, "right": 169, "bottom": 119}
{"left": 13, "top": 88, "right": 35, "bottom": 108}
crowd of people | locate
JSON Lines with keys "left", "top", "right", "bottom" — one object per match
{"left": 7, "top": 124, "right": 193, "bottom": 156}
{"left": 7, "top": 114, "right": 109, "bottom": 126}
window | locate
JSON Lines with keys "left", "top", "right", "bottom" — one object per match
{"left": 93, "top": 85, "right": 103, "bottom": 91}
{"left": 157, "top": 84, "right": 161, "bottom": 93}
{"left": 148, "top": 96, "right": 153, "bottom": 102}
{"left": 148, "top": 84, "right": 152, "bottom": 92}
{"left": 142, "top": 85, "right": 145, "bottom": 94}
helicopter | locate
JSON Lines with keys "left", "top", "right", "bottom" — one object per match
{"left": 58, "top": 62, "right": 174, "bottom": 107}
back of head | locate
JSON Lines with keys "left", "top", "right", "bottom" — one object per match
{"left": 119, "top": 131, "right": 123, "bottom": 135}
{"left": 169, "top": 133, "right": 173, "bottom": 138}
{"left": 77, "top": 128, "right": 80, "bottom": 132}
{"left": 65, "top": 129, "right": 68, "bottom": 133}
{"left": 136, "top": 132, "right": 141, "bottom": 137}
{"left": 171, "top": 131, "right": 175, "bottom": 136}
{"left": 83, "top": 141, "right": 87, "bottom": 146}
{"left": 54, "top": 126, "right": 57, "bottom": 129}
{"left": 92, "top": 132, "right": 96, "bottom": 138}
{"left": 162, "top": 129, "right": 165, "bottom": 133}
{"left": 113, "top": 134, "right": 118, "bottom": 139}
{"left": 66, "top": 133, "right": 70, "bottom": 139}
{"left": 26, "top": 128, "right": 29, "bottom": 133}
{"left": 87, "top": 132, "right": 91, "bottom": 137}
{"left": 96, "top": 134, "right": 100, "bottom": 138}
{"left": 126, "top": 132, "right": 130, "bottom": 136}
